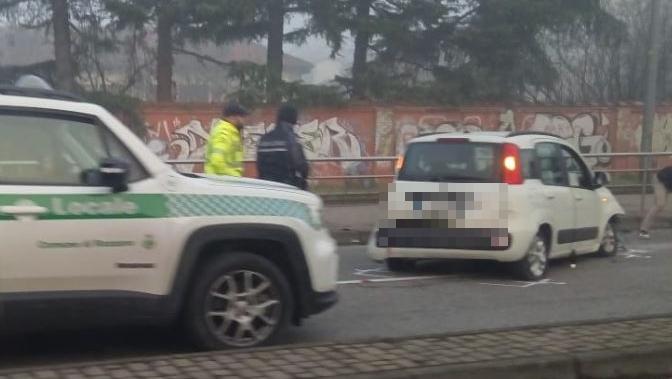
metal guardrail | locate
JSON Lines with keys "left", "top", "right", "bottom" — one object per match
{"left": 166, "top": 152, "right": 671, "bottom": 179}
{"left": 166, "top": 152, "right": 672, "bottom": 217}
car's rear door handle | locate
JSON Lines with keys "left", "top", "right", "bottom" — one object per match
{"left": 0, "top": 205, "right": 48, "bottom": 216}
{"left": 543, "top": 192, "right": 555, "bottom": 200}
{"left": 574, "top": 196, "right": 583, "bottom": 201}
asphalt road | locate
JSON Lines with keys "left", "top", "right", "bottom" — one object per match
{"left": 1, "top": 230, "right": 671, "bottom": 370}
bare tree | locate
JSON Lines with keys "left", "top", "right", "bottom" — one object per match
{"left": 540, "top": 0, "right": 672, "bottom": 104}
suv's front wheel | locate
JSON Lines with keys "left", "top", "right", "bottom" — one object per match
{"left": 512, "top": 233, "right": 549, "bottom": 281}
{"left": 185, "top": 252, "right": 293, "bottom": 350}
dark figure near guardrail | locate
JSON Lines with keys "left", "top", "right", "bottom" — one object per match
{"left": 640, "top": 166, "right": 672, "bottom": 238}
{"left": 257, "top": 104, "right": 310, "bottom": 190}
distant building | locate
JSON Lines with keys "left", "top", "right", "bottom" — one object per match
{"left": 0, "top": 27, "right": 314, "bottom": 102}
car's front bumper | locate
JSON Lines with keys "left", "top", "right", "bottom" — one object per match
{"left": 302, "top": 228, "right": 339, "bottom": 293}
{"left": 305, "top": 290, "right": 339, "bottom": 316}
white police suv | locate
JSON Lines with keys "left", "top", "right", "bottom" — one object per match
{"left": 0, "top": 83, "right": 338, "bottom": 349}
{"left": 368, "top": 131, "right": 625, "bottom": 280}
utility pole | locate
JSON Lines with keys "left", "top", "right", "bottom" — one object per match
{"left": 640, "top": 0, "right": 663, "bottom": 217}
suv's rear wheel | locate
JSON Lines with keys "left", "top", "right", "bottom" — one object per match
{"left": 512, "top": 233, "right": 549, "bottom": 281}
{"left": 597, "top": 220, "right": 619, "bottom": 257}
{"left": 185, "top": 252, "right": 293, "bottom": 350}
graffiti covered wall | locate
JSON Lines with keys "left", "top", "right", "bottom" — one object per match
{"left": 143, "top": 104, "right": 376, "bottom": 177}
{"left": 515, "top": 108, "right": 614, "bottom": 168}
{"left": 142, "top": 103, "right": 672, "bottom": 178}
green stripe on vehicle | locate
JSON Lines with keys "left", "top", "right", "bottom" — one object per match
{"left": 0, "top": 194, "right": 168, "bottom": 220}
{"left": 0, "top": 194, "right": 315, "bottom": 226}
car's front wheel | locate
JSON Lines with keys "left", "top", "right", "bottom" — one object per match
{"left": 185, "top": 252, "right": 293, "bottom": 350}
{"left": 512, "top": 233, "right": 549, "bottom": 281}
{"left": 597, "top": 220, "right": 619, "bottom": 257}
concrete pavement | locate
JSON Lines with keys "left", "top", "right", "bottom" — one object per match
{"left": 324, "top": 193, "right": 672, "bottom": 245}
{"left": 1, "top": 316, "right": 671, "bottom": 378}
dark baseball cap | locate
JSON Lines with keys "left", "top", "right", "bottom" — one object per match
{"left": 222, "top": 101, "right": 250, "bottom": 117}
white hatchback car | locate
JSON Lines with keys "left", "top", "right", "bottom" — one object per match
{"left": 368, "top": 131, "right": 625, "bottom": 280}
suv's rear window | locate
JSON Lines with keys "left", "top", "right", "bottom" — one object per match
{"left": 398, "top": 142, "right": 499, "bottom": 182}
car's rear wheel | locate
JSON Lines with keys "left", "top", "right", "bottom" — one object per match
{"left": 185, "top": 252, "right": 293, "bottom": 350}
{"left": 386, "top": 258, "right": 416, "bottom": 272}
{"left": 512, "top": 233, "right": 549, "bottom": 281}
{"left": 597, "top": 220, "right": 619, "bottom": 257}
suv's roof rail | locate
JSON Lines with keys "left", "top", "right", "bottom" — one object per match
{"left": 507, "top": 131, "right": 562, "bottom": 139}
{"left": 0, "top": 86, "right": 84, "bottom": 102}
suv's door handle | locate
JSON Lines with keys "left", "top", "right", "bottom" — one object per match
{"left": 0, "top": 205, "right": 48, "bottom": 215}
{"left": 544, "top": 192, "right": 555, "bottom": 200}
{"left": 574, "top": 196, "right": 583, "bottom": 201}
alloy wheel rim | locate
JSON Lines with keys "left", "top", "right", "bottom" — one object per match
{"left": 205, "top": 270, "right": 281, "bottom": 347}
{"left": 528, "top": 238, "right": 548, "bottom": 277}
{"left": 602, "top": 224, "right": 616, "bottom": 254}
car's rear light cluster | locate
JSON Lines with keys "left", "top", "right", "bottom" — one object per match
{"left": 501, "top": 143, "right": 523, "bottom": 185}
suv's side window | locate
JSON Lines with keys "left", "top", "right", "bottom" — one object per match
{"left": 561, "top": 147, "right": 591, "bottom": 189}
{"left": 0, "top": 110, "right": 147, "bottom": 186}
{"left": 535, "top": 142, "right": 566, "bottom": 186}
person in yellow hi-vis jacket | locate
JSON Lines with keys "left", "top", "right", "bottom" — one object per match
{"left": 205, "top": 102, "right": 250, "bottom": 176}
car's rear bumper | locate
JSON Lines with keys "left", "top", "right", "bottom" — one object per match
{"left": 368, "top": 226, "right": 535, "bottom": 263}
{"left": 376, "top": 227, "right": 510, "bottom": 250}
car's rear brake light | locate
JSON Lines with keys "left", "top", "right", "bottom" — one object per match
{"left": 501, "top": 143, "right": 523, "bottom": 185}
{"left": 437, "top": 138, "right": 470, "bottom": 143}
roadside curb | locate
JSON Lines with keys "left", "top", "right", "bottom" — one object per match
{"left": 340, "top": 345, "right": 672, "bottom": 379}
{"left": 1, "top": 317, "right": 671, "bottom": 379}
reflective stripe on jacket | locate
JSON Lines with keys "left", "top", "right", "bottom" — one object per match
{"left": 205, "top": 119, "right": 243, "bottom": 176}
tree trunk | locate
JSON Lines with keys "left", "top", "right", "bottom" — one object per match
{"left": 267, "top": 0, "right": 285, "bottom": 104}
{"left": 352, "top": 0, "right": 372, "bottom": 99}
{"left": 156, "top": 4, "right": 175, "bottom": 102}
{"left": 51, "top": 0, "right": 75, "bottom": 92}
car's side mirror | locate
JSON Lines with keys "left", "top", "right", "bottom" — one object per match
{"left": 594, "top": 171, "right": 610, "bottom": 187}
{"left": 99, "top": 158, "right": 130, "bottom": 193}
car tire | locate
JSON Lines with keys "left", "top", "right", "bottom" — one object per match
{"left": 512, "top": 233, "right": 549, "bottom": 281}
{"left": 386, "top": 258, "right": 416, "bottom": 272}
{"left": 597, "top": 220, "right": 619, "bottom": 257}
{"left": 185, "top": 252, "right": 293, "bottom": 350}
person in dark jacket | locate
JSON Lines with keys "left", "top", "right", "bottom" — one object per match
{"left": 256, "top": 104, "right": 309, "bottom": 190}
{"left": 639, "top": 165, "right": 672, "bottom": 239}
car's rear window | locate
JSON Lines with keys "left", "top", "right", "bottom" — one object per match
{"left": 398, "top": 142, "right": 499, "bottom": 182}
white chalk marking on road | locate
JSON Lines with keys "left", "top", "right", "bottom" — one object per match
{"left": 479, "top": 278, "right": 567, "bottom": 288}
{"left": 618, "top": 251, "right": 651, "bottom": 259}
{"left": 353, "top": 267, "right": 393, "bottom": 278}
{"left": 618, "top": 249, "right": 652, "bottom": 259}
{"left": 338, "top": 275, "right": 446, "bottom": 285}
